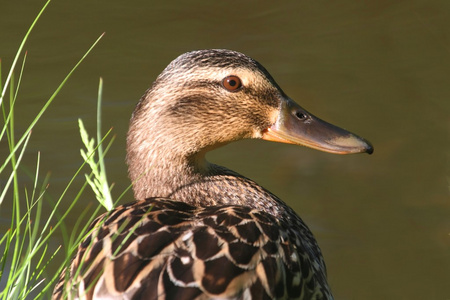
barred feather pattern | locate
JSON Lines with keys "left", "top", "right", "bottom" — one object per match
{"left": 53, "top": 198, "right": 332, "bottom": 300}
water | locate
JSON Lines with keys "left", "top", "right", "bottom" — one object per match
{"left": 1, "top": 0, "right": 449, "bottom": 298}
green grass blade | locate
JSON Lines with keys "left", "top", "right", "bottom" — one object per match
{"left": 0, "top": 32, "right": 105, "bottom": 181}
{"left": 0, "top": 0, "right": 51, "bottom": 106}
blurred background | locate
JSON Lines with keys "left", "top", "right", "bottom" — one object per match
{"left": 0, "top": 1, "right": 449, "bottom": 298}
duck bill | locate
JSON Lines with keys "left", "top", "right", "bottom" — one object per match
{"left": 262, "top": 98, "right": 373, "bottom": 155}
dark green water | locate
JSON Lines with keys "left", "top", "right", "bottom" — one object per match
{"left": 1, "top": 1, "right": 449, "bottom": 298}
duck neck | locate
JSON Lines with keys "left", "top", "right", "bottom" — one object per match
{"left": 126, "top": 140, "right": 288, "bottom": 216}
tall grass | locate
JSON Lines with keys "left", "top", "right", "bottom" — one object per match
{"left": 0, "top": 1, "right": 117, "bottom": 298}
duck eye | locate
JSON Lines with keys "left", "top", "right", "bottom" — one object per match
{"left": 222, "top": 75, "right": 242, "bottom": 92}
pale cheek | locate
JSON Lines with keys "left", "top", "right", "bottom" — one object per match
{"left": 267, "top": 108, "right": 279, "bottom": 125}
{"left": 251, "top": 108, "right": 279, "bottom": 139}
{"left": 252, "top": 130, "right": 263, "bottom": 139}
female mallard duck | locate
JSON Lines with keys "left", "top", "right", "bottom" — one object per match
{"left": 53, "top": 49, "right": 372, "bottom": 300}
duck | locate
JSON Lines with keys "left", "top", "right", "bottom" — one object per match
{"left": 52, "top": 49, "right": 373, "bottom": 300}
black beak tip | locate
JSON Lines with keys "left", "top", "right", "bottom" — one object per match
{"left": 365, "top": 141, "right": 374, "bottom": 155}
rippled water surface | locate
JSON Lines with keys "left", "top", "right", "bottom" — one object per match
{"left": 1, "top": 1, "right": 449, "bottom": 298}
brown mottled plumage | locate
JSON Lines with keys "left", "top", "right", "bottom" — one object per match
{"left": 53, "top": 49, "right": 372, "bottom": 300}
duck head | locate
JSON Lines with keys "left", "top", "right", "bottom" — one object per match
{"left": 127, "top": 49, "right": 373, "bottom": 199}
